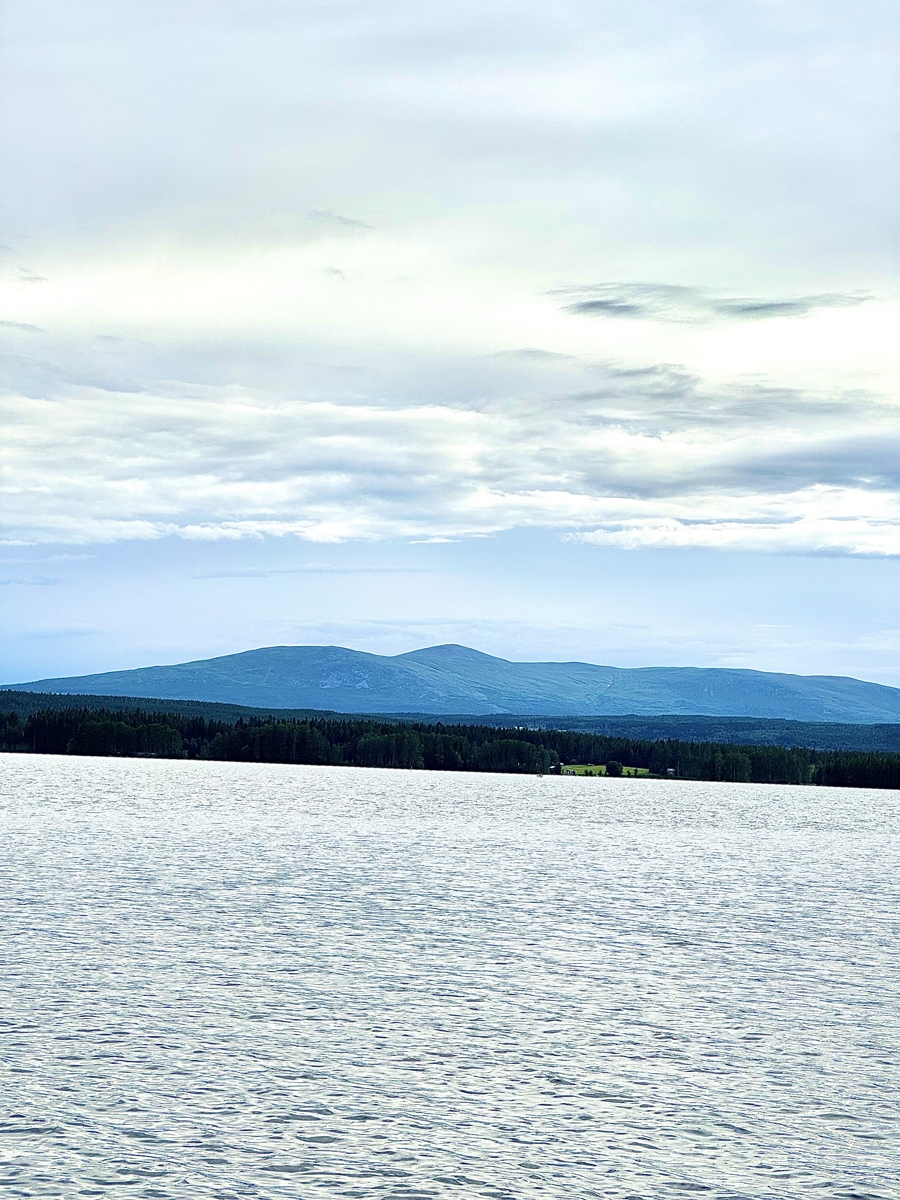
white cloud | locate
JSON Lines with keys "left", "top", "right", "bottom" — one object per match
{"left": 577, "top": 511, "right": 900, "bottom": 557}
{"left": 0, "top": 1, "right": 896, "bottom": 559}
{"left": 2, "top": 353, "right": 898, "bottom": 553}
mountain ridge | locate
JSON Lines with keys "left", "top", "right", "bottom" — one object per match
{"left": 7, "top": 642, "right": 900, "bottom": 723}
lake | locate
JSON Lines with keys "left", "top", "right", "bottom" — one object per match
{"left": 1, "top": 754, "right": 897, "bottom": 1198}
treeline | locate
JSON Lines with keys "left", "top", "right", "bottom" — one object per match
{"left": 6, "top": 690, "right": 900, "bottom": 754}
{"left": 514, "top": 714, "right": 900, "bottom": 754}
{"left": 0, "top": 708, "right": 553, "bottom": 774}
{"left": 1, "top": 707, "right": 899, "bottom": 789}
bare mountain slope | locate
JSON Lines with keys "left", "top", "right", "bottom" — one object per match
{"left": 8, "top": 643, "right": 900, "bottom": 723}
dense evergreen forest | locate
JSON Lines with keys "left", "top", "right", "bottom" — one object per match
{"left": 1, "top": 705, "right": 899, "bottom": 789}
{"left": 5, "top": 690, "right": 900, "bottom": 753}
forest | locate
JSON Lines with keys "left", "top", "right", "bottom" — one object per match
{"left": 1, "top": 705, "right": 899, "bottom": 789}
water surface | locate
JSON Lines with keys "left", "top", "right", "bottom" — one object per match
{"left": 1, "top": 755, "right": 897, "bottom": 1198}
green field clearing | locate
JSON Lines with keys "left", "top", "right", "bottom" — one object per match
{"left": 561, "top": 764, "right": 650, "bottom": 777}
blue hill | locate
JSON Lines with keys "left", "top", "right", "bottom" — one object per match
{"left": 7, "top": 643, "right": 900, "bottom": 723}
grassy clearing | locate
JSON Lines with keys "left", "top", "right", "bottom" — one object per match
{"left": 561, "top": 764, "right": 650, "bottom": 777}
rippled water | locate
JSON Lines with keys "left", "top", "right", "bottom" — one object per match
{"left": 1, "top": 755, "right": 898, "bottom": 1198}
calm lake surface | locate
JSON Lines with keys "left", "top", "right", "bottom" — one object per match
{"left": 1, "top": 755, "right": 898, "bottom": 1199}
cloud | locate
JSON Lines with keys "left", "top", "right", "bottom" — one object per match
{"left": 307, "top": 210, "right": 374, "bottom": 231}
{"left": 1, "top": 349, "right": 898, "bottom": 556}
{"left": 0, "top": 2, "right": 895, "bottom": 564}
{"left": 0, "top": 576, "right": 60, "bottom": 586}
{"left": 491, "top": 348, "right": 576, "bottom": 361}
{"left": 559, "top": 284, "right": 871, "bottom": 324}
{"left": 576, "top": 514, "right": 900, "bottom": 558}
{"left": 193, "top": 565, "right": 430, "bottom": 578}
{"left": 18, "top": 624, "right": 99, "bottom": 640}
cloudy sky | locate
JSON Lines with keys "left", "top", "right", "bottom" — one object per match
{"left": 2, "top": 0, "right": 898, "bottom": 684}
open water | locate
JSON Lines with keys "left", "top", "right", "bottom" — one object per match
{"left": 0, "top": 754, "right": 898, "bottom": 1199}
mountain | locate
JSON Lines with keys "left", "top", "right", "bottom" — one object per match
{"left": 7, "top": 643, "right": 900, "bottom": 723}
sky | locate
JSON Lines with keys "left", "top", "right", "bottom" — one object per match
{"left": 1, "top": 0, "right": 899, "bottom": 685}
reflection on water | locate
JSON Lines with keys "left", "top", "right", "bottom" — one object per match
{"left": 1, "top": 754, "right": 897, "bottom": 1198}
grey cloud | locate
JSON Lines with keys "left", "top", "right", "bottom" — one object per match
{"left": 0, "top": 576, "right": 60, "bottom": 586}
{"left": 0, "top": 554, "right": 93, "bottom": 563}
{"left": 711, "top": 294, "right": 873, "bottom": 318}
{"left": 23, "top": 625, "right": 99, "bottom": 639}
{"left": 734, "top": 435, "right": 900, "bottom": 493}
{"left": 570, "top": 301, "right": 645, "bottom": 317}
{"left": 486, "top": 370, "right": 840, "bottom": 439}
{"left": 307, "top": 210, "right": 373, "bottom": 230}
{"left": 0, "top": 0, "right": 894, "bottom": 559}
{"left": 491, "top": 348, "right": 576, "bottom": 361}
{"left": 560, "top": 284, "right": 871, "bottom": 324}
{"left": 0, "top": 350, "right": 148, "bottom": 398}
{"left": 564, "top": 412, "right": 900, "bottom": 501}
{"left": 3, "top": 0, "right": 892, "bottom": 273}
{"left": 2, "top": 340, "right": 897, "bottom": 555}
{"left": 193, "top": 566, "right": 430, "bottom": 578}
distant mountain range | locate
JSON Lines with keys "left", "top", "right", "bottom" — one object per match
{"left": 7, "top": 643, "right": 900, "bottom": 723}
